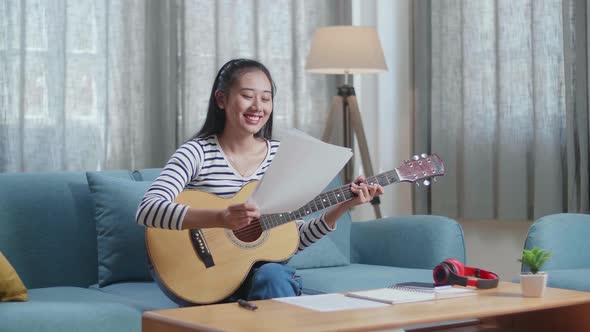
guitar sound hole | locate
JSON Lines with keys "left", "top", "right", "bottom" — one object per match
{"left": 233, "top": 219, "right": 263, "bottom": 243}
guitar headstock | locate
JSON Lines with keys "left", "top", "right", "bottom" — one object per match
{"left": 395, "top": 153, "right": 445, "bottom": 186}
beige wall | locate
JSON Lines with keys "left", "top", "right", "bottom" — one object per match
{"left": 459, "top": 219, "right": 532, "bottom": 282}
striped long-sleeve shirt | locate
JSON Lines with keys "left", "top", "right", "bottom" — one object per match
{"left": 135, "top": 135, "right": 334, "bottom": 253}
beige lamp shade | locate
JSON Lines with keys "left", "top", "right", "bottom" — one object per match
{"left": 305, "top": 26, "right": 388, "bottom": 74}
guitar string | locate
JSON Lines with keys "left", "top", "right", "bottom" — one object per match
{"left": 213, "top": 189, "right": 442, "bottom": 248}
{"left": 234, "top": 170, "right": 412, "bottom": 238}
{"left": 231, "top": 172, "right": 396, "bottom": 238}
{"left": 231, "top": 191, "right": 353, "bottom": 238}
{"left": 205, "top": 164, "right": 438, "bottom": 238}
{"left": 231, "top": 170, "right": 405, "bottom": 238}
{"left": 228, "top": 186, "right": 349, "bottom": 237}
{"left": 232, "top": 182, "right": 364, "bottom": 237}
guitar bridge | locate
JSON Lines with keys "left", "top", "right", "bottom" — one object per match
{"left": 190, "top": 229, "right": 214, "bottom": 268}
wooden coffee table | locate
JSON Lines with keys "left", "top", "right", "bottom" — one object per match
{"left": 142, "top": 282, "right": 590, "bottom": 332}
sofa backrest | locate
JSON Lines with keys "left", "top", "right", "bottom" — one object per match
{"left": 0, "top": 170, "right": 135, "bottom": 289}
{"left": 0, "top": 168, "right": 353, "bottom": 289}
{"left": 523, "top": 213, "right": 590, "bottom": 271}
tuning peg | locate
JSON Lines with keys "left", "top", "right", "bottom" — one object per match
{"left": 423, "top": 179, "right": 431, "bottom": 186}
{"left": 421, "top": 153, "right": 428, "bottom": 158}
{"left": 412, "top": 155, "right": 420, "bottom": 161}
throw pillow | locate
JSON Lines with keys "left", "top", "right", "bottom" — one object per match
{"left": 86, "top": 172, "right": 153, "bottom": 287}
{"left": 287, "top": 176, "right": 352, "bottom": 269}
{"left": 0, "top": 251, "right": 28, "bottom": 302}
{"left": 286, "top": 213, "right": 352, "bottom": 269}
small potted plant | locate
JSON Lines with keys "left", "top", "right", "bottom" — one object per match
{"left": 518, "top": 246, "right": 552, "bottom": 297}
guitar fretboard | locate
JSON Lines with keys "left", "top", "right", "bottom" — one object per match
{"left": 258, "top": 170, "right": 400, "bottom": 230}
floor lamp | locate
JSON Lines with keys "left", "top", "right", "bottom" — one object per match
{"left": 305, "top": 26, "right": 388, "bottom": 219}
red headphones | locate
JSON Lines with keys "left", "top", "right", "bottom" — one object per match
{"left": 433, "top": 258, "right": 499, "bottom": 289}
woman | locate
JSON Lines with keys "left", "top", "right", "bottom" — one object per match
{"left": 136, "top": 58, "right": 383, "bottom": 305}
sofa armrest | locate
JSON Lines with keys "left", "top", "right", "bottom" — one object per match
{"left": 350, "top": 215, "right": 466, "bottom": 269}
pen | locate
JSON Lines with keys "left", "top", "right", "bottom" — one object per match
{"left": 237, "top": 299, "right": 258, "bottom": 311}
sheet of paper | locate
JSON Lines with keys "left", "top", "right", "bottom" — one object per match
{"left": 273, "top": 293, "right": 388, "bottom": 312}
{"left": 250, "top": 128, "right": 352, "bottom": 214}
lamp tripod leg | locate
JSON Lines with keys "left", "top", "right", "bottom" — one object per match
{"left": 323, "top": 96, "right": 343, "bottom": 143}
{"left": 347, "top": 95, "right": 383, "bottom": 219}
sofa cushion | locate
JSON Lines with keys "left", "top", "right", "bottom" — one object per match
{"left": 287, "top": 176, "right": 352, "bottom": 269}
{"left": 524, "top": 213, "right": 590, "bottom": 270}
{"left": 90, "top": 282, "right": 178, "bottom": 310}
{"left": 0, "top": 287, "right": 144, "bottom": 332}
{"left": 0, "top": 170, "right": 132, "bottom": 289}
{"left": 0, "top": 251, "right": 28, "bottom": 301}
{"left": 86, "top": 172, "right": 152, "bottom": 287}
{"left": 296, "top": 264, "right": 434, "bottom": 294}
{"left": 132, "top": 168, "right": 162, "bottom": 182}
{"left": 287, "top": 216, "right": 351, "bottom": 269}
{"left": 350, "top": 215, "right": 466, "bottom": 268}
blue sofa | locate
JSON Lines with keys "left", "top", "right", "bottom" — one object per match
{"left": 0, "top": 169, "right": 466, "bottom": 332}
{"left": 520, "top": 213, "right": 590, "bottom": 292}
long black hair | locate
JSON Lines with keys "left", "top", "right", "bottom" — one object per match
{"left": 192, "top": 58, "right": 276, "bottom": 140}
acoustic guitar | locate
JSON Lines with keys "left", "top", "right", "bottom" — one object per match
{"left": 145, "top": 153, "right": 445, "bottom": 305}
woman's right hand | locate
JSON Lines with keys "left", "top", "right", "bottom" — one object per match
{"left": 218, "top": 202, "right": 260, "bottom": 230}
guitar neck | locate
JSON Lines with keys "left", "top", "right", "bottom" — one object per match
{"left": 258, "top": 170, "right": 400, "bottom": 230}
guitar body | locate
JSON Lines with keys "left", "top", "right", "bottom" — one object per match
{"left": 145, "top": 182, "right": 299, "bottom": 305}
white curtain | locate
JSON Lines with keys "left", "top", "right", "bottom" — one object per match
{"left": 414, "top": 0, "right": 589, "bottom": 220}
{"left": 178, "top": 0, "right": 344, "bottom": 142}
{"left": 0, "top": 0, "right": 345, "bottom": 172}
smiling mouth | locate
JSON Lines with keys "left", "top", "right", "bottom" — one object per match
{"left": 244, "top": 114, "right": 262, "bottom": 124}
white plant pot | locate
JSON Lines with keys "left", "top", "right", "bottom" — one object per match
{"left": 520, "top": 272, "right": 548, "bottom": 297}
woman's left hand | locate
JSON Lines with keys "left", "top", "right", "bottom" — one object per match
{"left": 346, "top": 175, "right": 385, "bottom": 208}
{"left": 322, "top": 175, "right": 386, "bottom": 229}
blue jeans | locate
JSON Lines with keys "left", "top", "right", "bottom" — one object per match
{"left": 232, "top": 263, "right": 303, "bottom": 301}
{"left": 150, "top": 262, "right": 302, "bottom": 307}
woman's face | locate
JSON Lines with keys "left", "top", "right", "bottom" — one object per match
{"left": 217, "top": 70, "right": 273, "bottom": 136}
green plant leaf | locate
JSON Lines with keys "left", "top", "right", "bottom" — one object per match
{"left": 517, "top": 246, "right": 552, "bottom": 275}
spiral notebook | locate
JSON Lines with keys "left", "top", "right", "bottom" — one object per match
{"left": 346, "top": 284, "right": 476, "bottom": 305}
